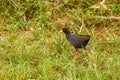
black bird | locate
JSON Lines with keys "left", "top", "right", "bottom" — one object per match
{"left": 62, "top": 27, "right": 90, "bottom": 55}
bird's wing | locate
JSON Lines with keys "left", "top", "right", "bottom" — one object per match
{"left": 74, "top": 34, "right": 90, "bottom": 42}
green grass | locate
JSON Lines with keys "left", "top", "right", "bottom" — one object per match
{"left": 0, "top": 0, "right": 120, "bottom": 80}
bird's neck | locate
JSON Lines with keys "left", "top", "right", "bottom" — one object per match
{"left": 65, "top": 33, "right": 71, "bottom": 37}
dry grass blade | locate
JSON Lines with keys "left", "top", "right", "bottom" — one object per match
{"left": 90, "top": 0, "right": 109, "bottom": 10}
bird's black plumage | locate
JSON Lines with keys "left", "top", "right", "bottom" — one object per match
{"left": 62, "top": 27, "right": 90, "bottom": 51}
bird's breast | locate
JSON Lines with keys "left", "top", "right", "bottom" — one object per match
{"left": 66, "top": 35, "right": 80, "bottom": 47}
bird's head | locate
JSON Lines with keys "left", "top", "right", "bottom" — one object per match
{"left": 62, "top": 28, "right": 70, "bottom": 34}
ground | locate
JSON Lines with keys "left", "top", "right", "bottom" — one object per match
{"left": 0, "top": 0, "right": 120, "bottom": 79}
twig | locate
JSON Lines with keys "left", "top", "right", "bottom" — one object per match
{"left": 90, "top": 16, "right": 120, "bottom": 20}
{"left": 79, "top": 14, "right": 84, "bottom": 32}
{"left": 96, "top": 41, "right": 120, "bottom": 44}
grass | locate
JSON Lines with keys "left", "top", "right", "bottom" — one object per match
{"left": 0, "top": 0, "right": 120, "bottom": 80}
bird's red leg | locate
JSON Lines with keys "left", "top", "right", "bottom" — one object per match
{"left": 75, "top": 50, "right": 79, "bottom": 56}
{"left": 85, "top": 48, "right": 90, "bottom": 54}
{"left": 72, "top": 50, "right": 78, "bottom": 61}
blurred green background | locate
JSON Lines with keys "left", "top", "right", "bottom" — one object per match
{"left": 0, "top": 0, "right": 120, "bottom": 80}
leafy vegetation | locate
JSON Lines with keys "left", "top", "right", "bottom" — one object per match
{"left": 0, "top": 0, "right": 120, "bottom": 80}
